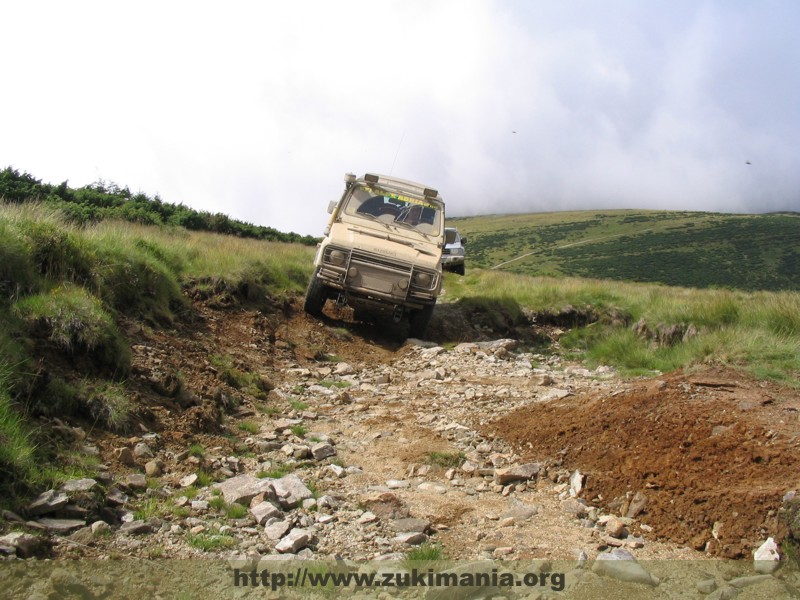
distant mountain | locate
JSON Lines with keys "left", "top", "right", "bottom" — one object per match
{"left": 449, "top": 209, "right": 800, "bottom": 291}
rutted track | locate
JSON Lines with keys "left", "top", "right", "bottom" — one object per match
{"left": 11, "top": 295, "right": 800, "bottom": 574}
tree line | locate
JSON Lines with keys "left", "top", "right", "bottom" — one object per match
{"left": 0, "top": 167, "right": 318, "bottom": 245}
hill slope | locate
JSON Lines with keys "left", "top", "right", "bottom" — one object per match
{"left": 450, "top": 209, "right": 800, "bottom": 291}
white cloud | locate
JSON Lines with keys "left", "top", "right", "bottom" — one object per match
{"left": 2, "top": 0, "right": 798, "bottom": 235}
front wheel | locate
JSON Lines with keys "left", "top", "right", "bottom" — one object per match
{"left": 408, "top": 304, "right": 435, "bottom": 339}
{"left": 303, "top": 268, "right": 328, "bottom": 317}
{"left": 454, "top": 263, "right": 465, "bottom": 276}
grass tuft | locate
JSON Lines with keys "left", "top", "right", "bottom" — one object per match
{"left": 14, "top": 284, "right": 131, "bottom": 374}
{"left": 425, "top": 451, "right": 465, "bottom": 469}
{"left": 186, "top": 531, "right": 236, "bottom": 552}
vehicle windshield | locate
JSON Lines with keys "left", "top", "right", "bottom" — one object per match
{"left": 445, "top": 229, "right": 461, "bottom": 246}
{"left": 343, "top": 184, "right": 442, "bottom": 237}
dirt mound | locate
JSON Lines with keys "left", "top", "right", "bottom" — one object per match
{"left": 486, "top": 367, "right": 800, "bottom": 558}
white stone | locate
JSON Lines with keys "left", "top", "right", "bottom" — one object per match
{"left": 753, "top": 537, "right": 781, "bottom": 573}
{"left": 275, "top": 528, "right": 310, "bottom": 554}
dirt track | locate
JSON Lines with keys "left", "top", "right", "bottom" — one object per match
{"left": 30, "top": 291, "right": 800, "bottom": 564}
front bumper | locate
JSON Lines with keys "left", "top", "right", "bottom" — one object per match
{"left": 316, "top": 246, "right": 440, "bottom": 308}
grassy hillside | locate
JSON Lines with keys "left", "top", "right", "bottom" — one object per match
{"left": 0, "top": 202, "right": 314, "bottom": 498}
{"left": 444, "top": 268, "right": 799, "bottom": 384}
{"left": 450, "top": 209, "right": 800, "bottom": 291}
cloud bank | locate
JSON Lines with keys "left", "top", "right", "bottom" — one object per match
{"left": 2, "top": 0, "right": 798, "bottom": 235}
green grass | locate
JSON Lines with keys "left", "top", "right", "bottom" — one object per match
{"left": 186, "top": 531, "right": 236, "bottom": 552}
{"left": 208, "top": 496, "right": 226, "bottom": 511}
{"left": 83, "top": 382, "right": 132, "bottom": 432}
{"left": 256, "top": 403, "right": 282, "bottom": 415}
{"left": 289, "top": 424, "right": 307, "bottom": 438}
{"left": 238, "top": 421, "right": 259, "bottom": 435}
{"left": 180, "top": 486, "right": 199, "bottom": 500}
{"left": 0, "top": 365, "right": 37, "bottom": 498}
{"left": 210, "top": 354, "right": 272, "bottom": 399}
{"left": 451, "top": 209, "right": 800, "bottom": 291}
{"left": 225, "top": 503, "right": 248, "bottom": 519}
{"left": 14, "top": 284, "right": 131, "bottom": 374}
{"left": 425, "top": 451, "right": 465, "bottom": 469}
{"left": 288, "top": 398, "right": 308, "bottom": 411}
{"left": 195, "top": 471, "right": 213, "bottom": 487}
{"left": 404, "top": 542, "right": 447, "bottom": 563}
{"left": 0, "top": 200, "right": 315, "bottom": 507}
{"left": 133, "top": 497, "right": 160, "bottom": 521}
{"left": 257, "top": 464, "right": 293, "bottom": 479}
{"left": 445, "top": 269, "right": 800, "bottom": 385}
{"left": 171, "top": 505, "right": 191, "bottom": 518}
{"left": 188, "top": 443, "right": 205, "bottom": 459}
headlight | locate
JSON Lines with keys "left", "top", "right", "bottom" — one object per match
{"left": 413, "top": 272, "right": 432, "bottom": 287}
{"left": 328, "top": 249, "right": 346, "bottom": 265}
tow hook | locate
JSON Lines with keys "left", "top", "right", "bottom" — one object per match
{"left": 392, "top": 306, "right": 404, "bottom": 323}
{"left": 336, "top": 293, "right": 348, "bottom": 307}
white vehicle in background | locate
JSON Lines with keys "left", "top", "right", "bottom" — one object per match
{"left": 304, "top": 172, "right": 454, "bottom": 339}
{"left": 441, "top": 227, "right": 466, "bottom": 275}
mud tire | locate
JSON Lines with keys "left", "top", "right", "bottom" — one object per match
{"left": 303, "top": 268, "right": 328, "bottom": 317}
{"left": 408, "top": 304, "right": 435, "bottom": 339}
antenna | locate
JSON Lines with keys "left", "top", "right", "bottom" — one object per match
{"left": 389, "top": 131, "right": 405, "bottom": 175}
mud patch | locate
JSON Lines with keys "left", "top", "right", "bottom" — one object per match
{"left": 485, "top": 367, "right": 800, "bottom": 558}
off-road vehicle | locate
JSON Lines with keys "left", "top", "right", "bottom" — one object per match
{"left": 304, "top": 172, "right": 452, "bottom": 338}
{"left": 441, "top": 227, "right": 466, "bottom": 275}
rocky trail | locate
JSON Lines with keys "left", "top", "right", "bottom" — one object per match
{"left": 3, "top": 294, "right": 800, "bottom": 597}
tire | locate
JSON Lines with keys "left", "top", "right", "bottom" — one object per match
{"left": 408, "top": 303, "right": 435, "bottom": 339}
{"left": 454, "top": 263, "right": 465, "bottom": 276}
{"left": 303, "top": 268, "right": 327, "bottom": 317}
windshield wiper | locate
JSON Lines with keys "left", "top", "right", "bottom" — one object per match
{"left": 391, "top": 219, "right": 435, "bottom": 242}
{"left": 347, "top": 227, "right": 439, "bottom": 256}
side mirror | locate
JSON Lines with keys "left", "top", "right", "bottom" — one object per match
{"left": 327, "top": 200, "right": 338, "bottom": 214}
{"left": 460, "top": 236, "right": 467, "bottom": 245}
{"left": 445, "top": 229, "right": 456, "bottom": 244}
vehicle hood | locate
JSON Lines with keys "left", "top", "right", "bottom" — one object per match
{"left": 327, "top": 222, "right": 442, "bottom": 270}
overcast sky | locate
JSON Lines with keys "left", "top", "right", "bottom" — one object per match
{"left": 2, "top": 1, "right": 799, "bottom": 236}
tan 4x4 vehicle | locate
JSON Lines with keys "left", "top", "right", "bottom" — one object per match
{"left": 304, "top": 172, "right": 453, "bottom": 339}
